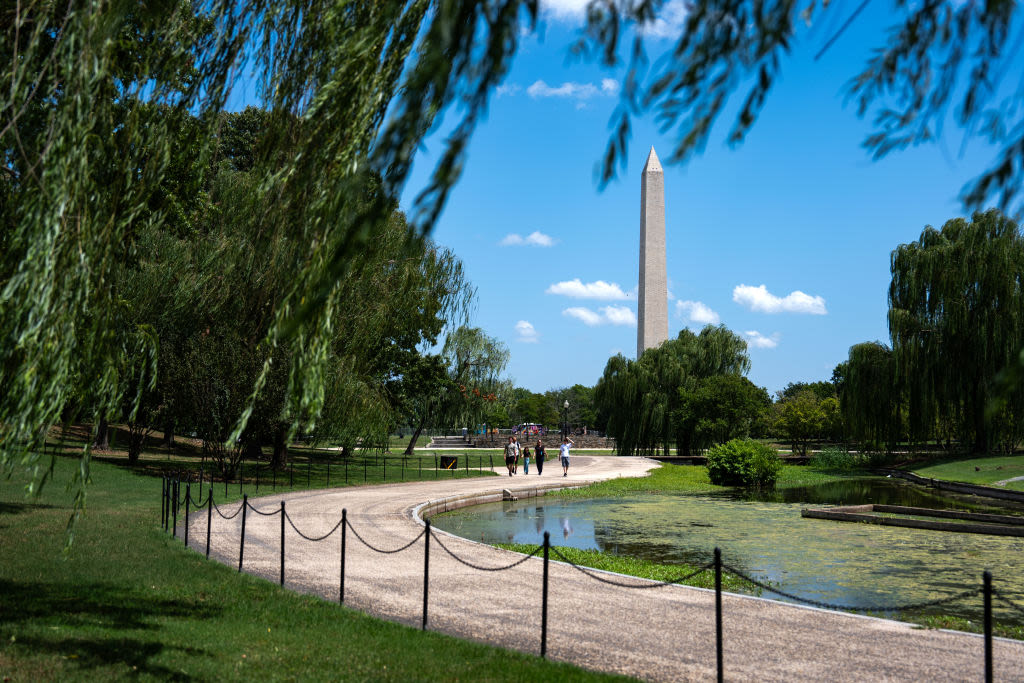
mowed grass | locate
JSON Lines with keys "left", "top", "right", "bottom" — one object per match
{"left": 913, "top": 455, "right": 1024, "bottom": 492}
{"left": 0, "top": 455, "right": 632, "bottom": 681}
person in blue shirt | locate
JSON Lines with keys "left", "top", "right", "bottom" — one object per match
{"left": 559, "top": 437, "right": 573, "bottom": 477}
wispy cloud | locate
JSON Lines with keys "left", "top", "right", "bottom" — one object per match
{"left": 540, "top": 0, "right": 687, "bottom": 38}
{"left": 546, "top": 278, "right": 630, "bottom": 300}
{"left": 744, "top": 330, "right": 780, "bottom": 349}
{"left": 563, "top": 306, "right": 636, "bottom": 327}
{"left": 496, "top": 83, "right": 521, "bottom": 97}
{"left": 515, "top": 320, "right": 540, "bottom": 343}
{"left": 527, "top": 80, "right": 600, "bottom": 99}
{"left": 500, "top": 231, "right": 556, "bottom": 247}
{"left": 733, "top": 284, "right": 827, "bottom": 315}
{"left": 676, "top": 300, "right": 720, "bottom": 325}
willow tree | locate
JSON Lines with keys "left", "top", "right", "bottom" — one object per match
{"left": 841, "top": 342, "right": 900, "bottom": 451}
{"left": 889, "top": 210, "right": 1024, "bottom": 453}
{"left": 595, "top": 325, "right": 750, "bottom": 456}
{"left": 6, "top": 0, "right": 1024, "bottom": 521}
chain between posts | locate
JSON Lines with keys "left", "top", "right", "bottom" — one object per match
{"left": 549, "top": 547, "right": 714, "bottom": 588}
{"left": 430, "top": 530, "right": 541, "bottom": 571}
{"left": 213, "top": 499, "right": 244, "bottom": 520}
{"left": 345, "top": 521, "right": 425, "bottom": 554}
{"left": 722, "top": 563, "right": 981, "bottom": 612}
{"left": 285, "top": 510, "right": 344, "bottom": 542}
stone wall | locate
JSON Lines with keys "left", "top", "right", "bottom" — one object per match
{"left": 475, "top": 433, "right": 615, "bottom": 450}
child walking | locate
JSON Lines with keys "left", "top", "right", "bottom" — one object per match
{"left": 523, "top": 447, "right": 530, "bottom": 475}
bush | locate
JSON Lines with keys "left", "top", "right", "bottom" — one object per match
{"left": 808, "top": 446, "right": 863, "bottom": 471}
{"left": 705, "top": 438, "right": 782, "bottom": 488}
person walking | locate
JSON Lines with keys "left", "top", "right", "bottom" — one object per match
{"left": 534, "top": 439, "right": 546, "bottom": 475}
{"left": 511, "top": 435, "right": 521, "bottom": 474}
{"left": 503, "top": 436, "right": 517, "bottom": 477}
{"left": 559, "top": 436, "right": 573, "bottom": 477}
{"left": 523, "top": 447, "right": 530, "bottom": 475}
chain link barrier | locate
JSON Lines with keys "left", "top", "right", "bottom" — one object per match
{"left": 722, "top": 562, "right": 981, "bottom": 612}
{"left": 285, "top": 510, "right": 345, "bottom": 542}
{"left": 213, "top": 499, "right": 245, "bottom": 520}
{"left": 245, "top": 501, "right": 281, "bottom": 517}
{"left": 189, "top": 490, "right": 210, "bottom": 508}
{"left": 346, "top": 519, "right": 426, "bottom": 554}
{"left": 550, "top": 547, "right": 715, "bottom": 588}
{"left": 994, "top": 589, "right": 1024, "bottom": 617}
{"left": 430, "top": 529, "right": 541, "bottom": 571}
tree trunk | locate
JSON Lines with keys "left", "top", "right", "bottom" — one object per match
{"left": 94, "top": 418, "right": 109, "bottom": 450}
{"left": 271, "top": 426, "right": 288, "bottom": 469}
{"left": 404, "top": 417, "right": 426, "bottom": 455}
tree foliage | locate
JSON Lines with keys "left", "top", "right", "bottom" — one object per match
{"left": 889, "top": 209, "right": 1024, "bottom": 453}
{"left": 841, "top": 342, "right": 899, "bottom": 450}
{"left": 595, "top": 325, "right": 750, "bottom": 456}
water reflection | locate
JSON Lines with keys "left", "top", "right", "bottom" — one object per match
{"left": 432, "top": 477, "right": 1024, "bottom": 625}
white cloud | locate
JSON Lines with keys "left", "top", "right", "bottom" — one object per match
{"left": 546, "top": 278, "right": 629, "bottom": 300}
{"left": 732, "top": 284, "right": 827, "bottom": 315}
{"left": 527, "top": 80, "right": 600, "bottom": 99}
{"left": 515, "top": 320, "right": 540, "bottom": 343}
{"left": 540, "top": 0, "right": 590, "bottom": 19}
{"left": 601, "top": 305, "right": 637, "bottom": 326}
{"left": 601, "top": 78, "right": 620, "bottom": 95}
{"left": 563, "top": 307, "right": 603, "bottom": 326}
{"left": 496, "top": 83, "right": 521, "bottom": 97}
{"left": 562, "top": 306, "right": 636, "bottom": 327}
{"left": 743, "top": 330, "right": 780, "bottom": 349}
{"left": 500, "top": 230, "right": 556, "bottom": 247}
{"left": 676, "top": 300, "right": 720, "bottom": 325}
{"left": 540, "top": 0, "right": 687, "bottom": 38}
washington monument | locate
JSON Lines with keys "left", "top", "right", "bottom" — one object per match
{"left": 637, "top": 147, "right": 668, "bottom": 358}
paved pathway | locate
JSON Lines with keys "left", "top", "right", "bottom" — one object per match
{"left": 189, "top": 457, "right": 1024, "bottom": 681}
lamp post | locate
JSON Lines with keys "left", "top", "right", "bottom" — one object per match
{"left": 562, "top": 400, "right": 569, "bottom": 439}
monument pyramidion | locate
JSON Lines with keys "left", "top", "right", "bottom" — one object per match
{"left": 637, "top": 146, "right": 668, "bottom": 358}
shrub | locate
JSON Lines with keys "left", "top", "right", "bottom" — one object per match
{"left": 808, "top": 446, "right": 863, "bottom": 471}
{"left": 705, "top": 438, "right": 782, "bottom": 488}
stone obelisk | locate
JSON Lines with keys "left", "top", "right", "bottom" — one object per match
{"left": 637, "top": 147, "right": 668, "bottom": 358}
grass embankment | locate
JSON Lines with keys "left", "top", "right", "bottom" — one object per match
{"left": 495, "top": 544, "right": 753, "bottom": 594}
{"left": 0, "top": 455, "right": 629, "bottom": 681}
{"left": 534, "top": 463, "right": 1024, "bottom": 640}
{"left": 912, "top": 455, "right": 1024, "bottom": 492}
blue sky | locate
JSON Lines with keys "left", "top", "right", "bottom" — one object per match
{"left": 389, "top": 1, "right": 1011, "bottom": 395}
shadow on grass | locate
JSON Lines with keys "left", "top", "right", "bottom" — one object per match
{"left": 0, "top": 579, "right": 220, "bottom": 678}
{"left": 0, "top": 501, "right": 58, "bottom": 516}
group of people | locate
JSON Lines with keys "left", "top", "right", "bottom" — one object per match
{"left": 503, "top": 435, "right": 573, "bottom": 477}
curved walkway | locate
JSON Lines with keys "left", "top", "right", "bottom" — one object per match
{"left": 189, "top": 457, "right": 1024, "bottom": 682}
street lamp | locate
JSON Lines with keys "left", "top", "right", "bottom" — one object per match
{"left": 562, "top": 400, "right": 569, "bottom": 439}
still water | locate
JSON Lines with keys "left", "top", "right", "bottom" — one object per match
{"left": 432, "top": 478, "right": 1024, "bottom": 623}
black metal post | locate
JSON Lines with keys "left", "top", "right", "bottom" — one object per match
{"left": 541, "top": 531, "right": 550, "bottom": 658}
{"left": 184, "top": 483, "right": 191, "bottom": 547}
{"left": 206, "top": 492, "right": 213, "bottom": 558}
{"left": 172, "top": 479, "right": 178, "bottom": 538}
{"left": 199, "top": 464, "right": 204, "bottom": 500}
{"left": 239, "top": 460, "right": 243, "bottom": 495}
{"left": 984, "top": 570, "right": 993, "bottom": 683}
{"left": 161, "top": 477, "right": 166, "bottom": 529}
{"left": 280, "top": 501, "right": 286, "bottom": 586}
{"left": 434, "top": 454, "right": 438, "bottom": 479}
{"left": 238, "top": 494, "right": 248, "bottom": 572}
{"left": 340, "top": 509, "right": 347, "bottom": 603}
{"left": 489, "top": 454, "right": 493, "bottom": 471}
{"left": 422, "top": 520, "right": 430, "bottom": 630}
{"left": 715, "top": 547, "right": 723, "bottom": 683}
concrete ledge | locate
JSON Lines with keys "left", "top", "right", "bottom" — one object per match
{"left": 885, "top": 469, "right": 1024, "bottom": 503}
{"left": 802, "top": 503, "right": 1024, "bottom": 537}
{"left": 417, "top": 480, "right": 596, "bottom": 520}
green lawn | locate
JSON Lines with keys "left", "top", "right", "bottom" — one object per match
{"left": 912, "top": 455, "right": 1024, "bottom": 492}
{"left": 0, "top": 455, "right": 631, "bottom": 681}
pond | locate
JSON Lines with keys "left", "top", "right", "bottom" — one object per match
{"left": 432, "top": 477, "right": 1024, "bottom": 624}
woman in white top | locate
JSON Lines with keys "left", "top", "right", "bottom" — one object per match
{"left": 559, "top": 437, "right": 573, "bottom": 477}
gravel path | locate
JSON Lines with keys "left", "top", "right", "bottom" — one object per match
{"left": 188, "top": 457, "right": 1024, "bottom": 681}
